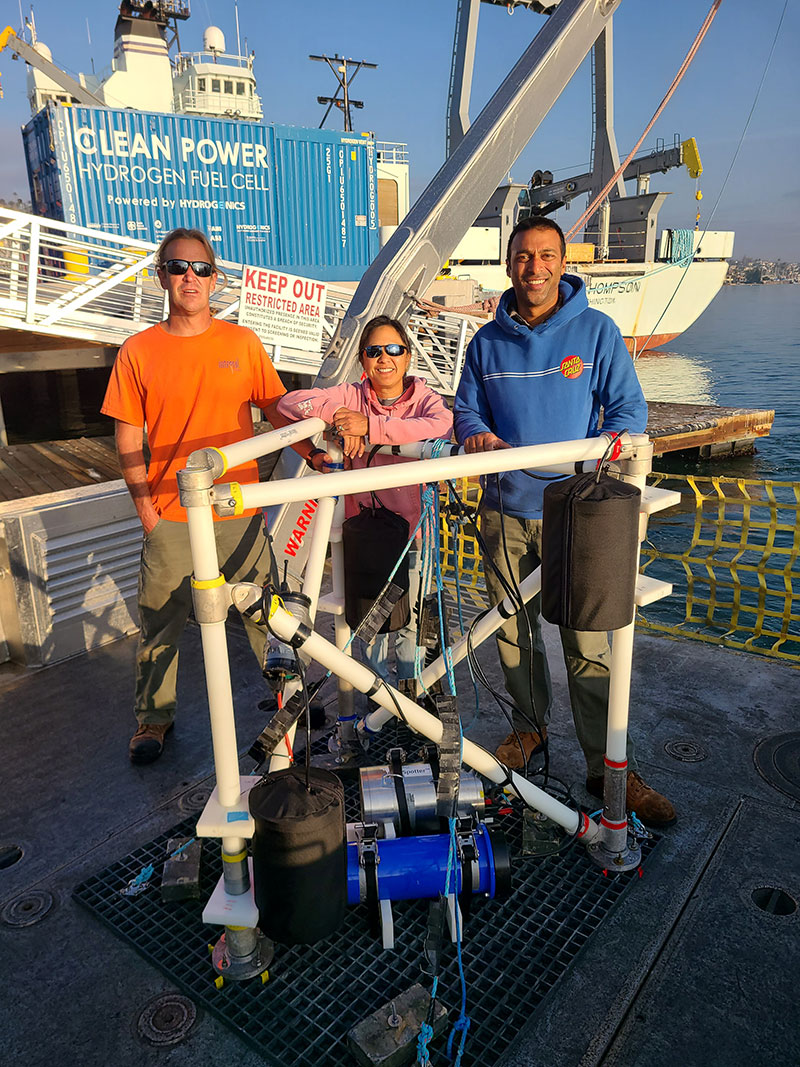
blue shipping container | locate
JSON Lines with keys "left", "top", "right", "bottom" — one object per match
{"left": 22, "top": 103, "right": 379, "bottom": 281}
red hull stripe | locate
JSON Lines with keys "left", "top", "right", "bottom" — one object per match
{"left": 604, "top": 757, "right": 628, "bottom": 770}
{"left": 623, "top": 333, "right": 680, "bottom": 355}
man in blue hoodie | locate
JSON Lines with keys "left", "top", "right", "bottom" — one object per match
{"left": 453, "top": 217, "right": 675, "bottom": 827}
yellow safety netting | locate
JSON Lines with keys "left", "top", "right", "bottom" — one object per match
{"left": 438, "top": 474, "right": 800, "bottom": 666}
{"left": 439, "top": 478, "right": 486, "bottom": 624}
{"left": 639, "top": 473, "right": 800, "bottom": 664}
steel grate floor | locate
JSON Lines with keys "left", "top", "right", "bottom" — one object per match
{"left": 74, "top": 722, "right": 657, "bottom": 1066}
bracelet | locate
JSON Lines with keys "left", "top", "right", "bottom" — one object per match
{"left": 305, "top": 447, "right": 327, "bottom": 470}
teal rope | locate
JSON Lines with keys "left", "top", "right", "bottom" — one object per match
{"left": 416, "top": 1021, "right": 434, "bottom": 1066}
{"left": 668, "top": 228, "right": 695, "bottom": 263}
{"left": 414, "top": 481, "right": 439, "bottom": 689}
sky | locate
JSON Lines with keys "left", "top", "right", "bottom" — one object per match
{"left": 0, "top": 0, "right": 797, "bottom": 260}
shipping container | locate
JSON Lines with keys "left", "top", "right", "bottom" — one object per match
{"left": 22, "top": 103, "right": 379, "bottom": 281}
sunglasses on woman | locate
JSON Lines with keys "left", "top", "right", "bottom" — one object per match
{"left": 362, "top": 344, "right": 408, "bottom": 358}
{"left": 162, "top": 259, "right": 215, "bottom": 278}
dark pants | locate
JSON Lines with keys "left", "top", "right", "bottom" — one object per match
{"left": 481, "top": 508, "right": 636, "bottom": 777}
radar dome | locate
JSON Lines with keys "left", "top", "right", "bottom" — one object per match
{"left": 33, "top": 41, "right": 53, "bottom": 63}
{"left": 203, "top": 26, "right": 226, "bottom": 54}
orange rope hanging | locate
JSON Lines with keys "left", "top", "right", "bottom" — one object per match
{"left": 564, "top": 0, "right": 724, "bottom": 243}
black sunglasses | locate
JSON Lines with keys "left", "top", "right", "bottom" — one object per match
{"left": 362, "top": 344, "right": 408, "bottom": 359}
{"left": 162, "top": 259, "right": 215, "bottom": 278}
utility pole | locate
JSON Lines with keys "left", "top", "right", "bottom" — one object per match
{"left": 309, "top": 53, "right": 377, "bottom": 132}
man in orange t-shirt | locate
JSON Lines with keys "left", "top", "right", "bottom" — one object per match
{"left": 102, "top": 227, "right": 315, "bottom": 764}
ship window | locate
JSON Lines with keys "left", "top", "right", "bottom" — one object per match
{"left": 224, "top": 80, "right": 233, "bottom": 94}
{"left": 249, "top": 84, "right": 253, "bottom": 95}
{"left": 212, "top": 78, "right": 221, "bottom": 92}
{"left": 198, "top": 77, "right": 206, "bottom": 91}
{"left": 236, "top": 81, "right": 245, "bottom": 95}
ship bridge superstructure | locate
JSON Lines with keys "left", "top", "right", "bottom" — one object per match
{"left": 172, "top": 41, "right": 263, "bottom": 121}
{"left": 8, "top": 1, "right": 262, "bottom": 121}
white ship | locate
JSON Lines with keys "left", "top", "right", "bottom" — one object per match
{"left": 7, "top": 0, "right": 730, "bottom": 356}
{"left": 437, "top": 2, "right": 733, "bottom": 355}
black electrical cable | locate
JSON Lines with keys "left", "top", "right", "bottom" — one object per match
{"left": 294, "top": 652, "right": 313, "bottom": 791}
{"left": 292, "top": 528, "right": 421, "bottom": 717}
{"left": 445, "top": 480, "right": 547, "bottom": 778}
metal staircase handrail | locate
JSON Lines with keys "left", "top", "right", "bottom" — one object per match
{"left": 0, "top": 206, "right": 483, "bottom": 394}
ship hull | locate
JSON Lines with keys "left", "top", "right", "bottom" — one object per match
{"left": 462, "top": 259, "right": 729, "bottom": 353}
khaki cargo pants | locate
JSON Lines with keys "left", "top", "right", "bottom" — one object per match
{"left": 134, "top": 513, "right": 274, "bottom": 726}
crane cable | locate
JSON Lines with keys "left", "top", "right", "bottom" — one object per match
{"left": 564, "top": 0, "right": 723, "bottom": 243}
{"left": 414, "top": 0, "right": 724, "bottom": 321}
{"left": 634, "top": 0, "right": 789, "bottom": 356}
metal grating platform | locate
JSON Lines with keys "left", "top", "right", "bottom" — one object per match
{"left": 74, "top": 725, "right": 657, "bottom": 1066}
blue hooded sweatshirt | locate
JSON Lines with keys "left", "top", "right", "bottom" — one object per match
{"left": 453, "top": 274, "right": 647, "bottom": 518}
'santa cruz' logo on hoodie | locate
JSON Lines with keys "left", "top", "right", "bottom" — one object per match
{"left": 560, "top": 355, "right": 584, "bottom": 379}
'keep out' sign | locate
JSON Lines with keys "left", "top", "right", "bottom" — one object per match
{"left": 238, "top": 267, "right": 327, "bottom": 353}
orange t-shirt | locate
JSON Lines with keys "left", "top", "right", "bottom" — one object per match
{"left": 101, "top": 319, "right": 285, "bottom": 521}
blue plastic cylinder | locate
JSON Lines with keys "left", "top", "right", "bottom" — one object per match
{"left": 347, "top": 824, "right": 498, "bottom": 905}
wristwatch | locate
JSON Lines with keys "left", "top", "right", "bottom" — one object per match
{"left": 305, "top": 447, "right": 327, "bottom": 470}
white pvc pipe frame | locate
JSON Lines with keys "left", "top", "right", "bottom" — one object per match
{"left": 185, "top": 424, "right": 651, "bottom": 844}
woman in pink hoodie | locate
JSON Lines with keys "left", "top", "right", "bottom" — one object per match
{"left": 276, "top": 315, "right": 453, "bottom": 694}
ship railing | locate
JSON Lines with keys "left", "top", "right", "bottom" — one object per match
{"left": 580, "top": 222, "right": 653, "bottom": 263}
{"left": 0, "top": 208, "right": 167, "bottom": 345}
{"left": 173, "top": 50, "right": 256, "bottom": 73}
{"left": 375, "top": 142, "right": 410, "bottom": 165}
{"left": 173, "top": 88, "right": 263, "bottom": 120}
{"left": 0, "top": 206, "right": 478, "bottom": 394}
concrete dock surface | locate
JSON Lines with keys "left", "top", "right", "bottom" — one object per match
{"left": 1, "top": 616, "right": 797, "bottom": 1067}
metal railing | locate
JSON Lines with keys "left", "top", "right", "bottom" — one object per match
{"left": 0, "top": 207, "right": 483, "bottom": 395}
{"left": 172, "top": 88, "right": 263, "bottom": 120}
{"left": 174, "top": 50, "right": 257, "bottom": 73}
{"left": 375, "top": 142, "right": 410, "bottom": 165}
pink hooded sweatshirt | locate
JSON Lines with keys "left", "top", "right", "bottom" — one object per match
{"left": 276, "top": 376, "right": 453, "bottom": 532}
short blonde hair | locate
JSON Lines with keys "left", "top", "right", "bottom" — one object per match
{"left": 155, "top": 227, "right": 217, "bottom": 271}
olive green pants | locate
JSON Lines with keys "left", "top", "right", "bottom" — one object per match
{"left": 134, "top": 514, "right": 274, "bottom": 725}
{"left": 481, "top": 509, "right": 636, "bottom": 777}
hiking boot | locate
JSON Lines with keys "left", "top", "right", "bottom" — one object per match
{"left": 585, "top": 770, "right": 676, "bottom": 828}
{"left": 495, "top": 728, "right": 547, "bottom": 770}
{"left": 129, "top": 722, "right": 173, "bottom": 765}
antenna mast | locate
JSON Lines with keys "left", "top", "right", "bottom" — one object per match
{"left": 309, "top": 53, "right": 377, "bottom": 132}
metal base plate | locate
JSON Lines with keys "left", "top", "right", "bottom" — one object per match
{"left": 211, "top": 930, "right": 274, "bottom": 982}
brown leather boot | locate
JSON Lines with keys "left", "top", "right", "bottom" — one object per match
{"left": 129, "top": 722, "right": 173, "bottom": 765}
{"left": 494, "top": 728, "right": 547, "bottom": 770}
{"left": 585, "top": 770, "right": 676, "bottom": 827}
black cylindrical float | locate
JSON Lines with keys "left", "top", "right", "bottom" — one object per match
{"left": 342, "top": 504, "right": 410, "bottom": 632}
{"left": 541, "top": 471, "right": 641, "bottom": 631}
{"left": 249, "top": 766, "right": 346, "bottom": 945}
